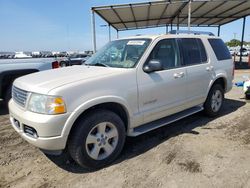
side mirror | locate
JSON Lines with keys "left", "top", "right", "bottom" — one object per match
{"left": 143, "top": 60, "right": 162, "bottom": 73}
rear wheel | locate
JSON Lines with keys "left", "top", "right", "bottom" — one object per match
{"left": 68, "top": 109, "right": 125, "bottom": 169}
{"left": 246, "top": 94, "right": 250, "bottom": 100}
{"left": 60, "top": 61, "right": 68, "bottom": 67}
{"left": 204, "top": 84, "right": 224, "bottom": 117}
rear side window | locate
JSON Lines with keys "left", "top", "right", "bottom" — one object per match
{"left": 208, "top": 39, "right": 231, "bottom": 60}
{"left": 180, "top": 38, "right": 207, "bottom": 65}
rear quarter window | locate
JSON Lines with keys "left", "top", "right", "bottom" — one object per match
{"left": 208, "top": 39, "right": 231, "bottom": 61}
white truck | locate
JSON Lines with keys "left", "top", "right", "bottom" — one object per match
{"left": 0, "top": 58, "right": 59, "bottom": 105}
{"left": 9, "top": 32, "right": 234, "bottom": 169}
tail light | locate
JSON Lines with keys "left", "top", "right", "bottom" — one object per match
{"left": 52, "top": 61, "right": 59, "bottom": 69}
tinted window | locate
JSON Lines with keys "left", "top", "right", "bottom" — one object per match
{"left": 148, "top": 39, "right": 180, "bottom": 69}
{"left": 208, "top": 39, "right": 231, "bottom": 60}
{"left": 180, "top": 38, "right": 207, "bottom": 65}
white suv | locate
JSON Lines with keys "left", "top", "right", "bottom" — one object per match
{"left": 9, "top": 33, "right": 234, "bottom": 169}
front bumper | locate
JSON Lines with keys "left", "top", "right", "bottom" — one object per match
{"left": 9, "top": 99, "right": 69, "bottom": 150}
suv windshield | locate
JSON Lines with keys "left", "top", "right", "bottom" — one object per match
{"left": 85, "top": 39, "right": 151, "bottom": 68}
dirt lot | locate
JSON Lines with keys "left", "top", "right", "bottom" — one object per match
{"left": 1, "top": 70, "right": 250, "bottom": 188}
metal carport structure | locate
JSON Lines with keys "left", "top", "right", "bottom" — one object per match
{"left": 91, "top": 0, "right": 250, "bottom": 62}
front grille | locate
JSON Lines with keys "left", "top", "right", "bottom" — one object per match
{"left": 12, "top": 86, "right": 28, "bottom": 107}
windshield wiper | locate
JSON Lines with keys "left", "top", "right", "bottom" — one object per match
{"left": 86, "top": 62, "right": 109, "bottom": 67}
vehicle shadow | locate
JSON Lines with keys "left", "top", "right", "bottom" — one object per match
{"left": 0, "top": 102, "right": 8, "bottom": 115}
{"left": 45, "top": 98, "right": 245, "bottom": 173}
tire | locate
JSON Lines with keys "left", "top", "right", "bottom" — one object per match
{"left": 246, "top": 94, "right": 250, "bottom": 100}
{"left": 68, "top": 109, "right": 126, "bottom": 169}
{"left": 4, "top": 85, "right": 12, "bottom": 108}
{"left": 204, "top": 84, "right": 224, "bottom": 117}
{"left": 60, "top": 61, "right": 67, "bottom": 67}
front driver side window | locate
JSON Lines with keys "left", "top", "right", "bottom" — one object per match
{"left": 148, "top": 39, "right": 181, "bottom": 70}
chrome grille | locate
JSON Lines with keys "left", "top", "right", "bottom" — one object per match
{"left": 12, "top": 86, "right": 28, "bottom": 107}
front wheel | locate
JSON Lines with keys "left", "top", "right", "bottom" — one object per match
{"left": 4, "top": 85, "right": 12, "bottom": 108}
{"left": 68, "top": 110, "right": 126, "bottom": 169}
{"left": 204, "top": 84, "right": 224, "bottom": 117}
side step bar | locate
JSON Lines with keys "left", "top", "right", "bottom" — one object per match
{"left": 129, "top": 106, "right": 204, "bottom": 137}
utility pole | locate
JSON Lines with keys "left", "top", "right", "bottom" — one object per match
{"left": 91, "top": 10, "right": 97, "bottom": 53}
{"left": 233, "top": 33, "right": 237, "bottom": 40}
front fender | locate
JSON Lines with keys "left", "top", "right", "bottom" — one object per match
{"left": 61, "top": 95, "right": 132, "bottom": 138}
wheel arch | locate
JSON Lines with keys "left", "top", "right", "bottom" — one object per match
{"left": 207, "top": 75, "right": 227, "bottom": 97}
{"left": 0, "top": 69, "right": 38, "bottom": 99}
{"left": 62, "top": 97, "right": 131, "bottom": 144}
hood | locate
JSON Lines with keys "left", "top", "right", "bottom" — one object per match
{"left": 14, "top": 65, "right": 121, "bottom": 94}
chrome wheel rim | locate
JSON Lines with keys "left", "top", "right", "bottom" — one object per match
{"left": 85, "top": 122, "right": 119, "bottom": 160}
{"left": 211, "top": 90, "right": 222, "bottom": 112}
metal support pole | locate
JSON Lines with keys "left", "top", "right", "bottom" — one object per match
{"left": 240, "top": 16, "right": 246, "bottom": 64}
{"left": 171, "top": 22, "right": 173, "bottom": 31}
{"left": 166, "top": 24, "right": 168, "bottom": 34}
{"left": 116, "top": 30, "right": 119, "bottom": 39}
{"left": 188, "top": 0, "right": 192, "bottom": 32}
{"left": 177, "top": 15, "right": 179, "bottom": 31}
{"left": 248, "top": 53, "right": 250, "bottom": 67}
{"left": 108, "top": 24, "right": 111, "bottom": 42}
{"left": 217, "top": 25, "right": 221, "bottom": 37}
{"left": 91, "top": 10, "right": 97, "bottom": 53}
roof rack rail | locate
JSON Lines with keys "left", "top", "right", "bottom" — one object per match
{"left": 169, "top": 30, "right": 215, "bottom": 36}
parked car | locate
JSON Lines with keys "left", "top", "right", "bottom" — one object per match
{"left": 0, "top": 58, "right": 60, "bottom": 106}
{"left": 237, "top": 48, "right": 249, "bottom": 56}
{"left": 57, "top": 54, "right": 90, "bottom": 67}
{"left": 9, "top": 32, "right": 233, "bottom": 169}
{"left": 14, "top": 52, "right": 32, "bottom": 59}
{"left": 229, "top": 49, "right": 235, "bottom": 56}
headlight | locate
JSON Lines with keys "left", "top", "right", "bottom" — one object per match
{"left": 27, "top": 93, "right": 66, "bottom": 115}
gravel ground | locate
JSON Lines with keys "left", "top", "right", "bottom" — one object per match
{"left": 0, "top": 70, "right": 250, "bottom": 188}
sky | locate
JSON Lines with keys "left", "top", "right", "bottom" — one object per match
{"left": 0, "top": 0, "right": 249, "bottom": 52}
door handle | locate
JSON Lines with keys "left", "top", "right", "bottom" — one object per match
{"left": 174, "top": 72, "right": 185, "bottom": 78}
{"left": 206, "top": 66, "right": 214, "bottom": 71}
{"left": 179, "top": 72, "right": 185, "bottom": 77}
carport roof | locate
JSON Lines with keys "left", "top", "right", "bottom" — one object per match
{"left": 92, "top": 0, "right": 250, "bottom": 31}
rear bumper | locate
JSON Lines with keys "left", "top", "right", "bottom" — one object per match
{"left": 9, "top": 99, "right": 69, "bottom": 151}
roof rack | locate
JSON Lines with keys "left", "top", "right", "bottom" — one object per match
{"left": 169, "top": 30, "right": 215, "bottom": 36}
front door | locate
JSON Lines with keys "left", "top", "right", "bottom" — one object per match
{"left": 137, "top": 38, "right": 188, "bottom": 124}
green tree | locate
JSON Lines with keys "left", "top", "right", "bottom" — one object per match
{"left": 225, "top": 39, "right": 241, "bottom": 47}
{"left": 225, "top": 39, "right": 249, "bottom": 47}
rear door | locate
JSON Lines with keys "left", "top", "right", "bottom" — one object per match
{"left": 178, "top": 38, "right": 212, "bottom": 107}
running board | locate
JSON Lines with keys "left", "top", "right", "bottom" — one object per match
{"left": 129, "top": 106, "right": 203, "bottom": 137}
